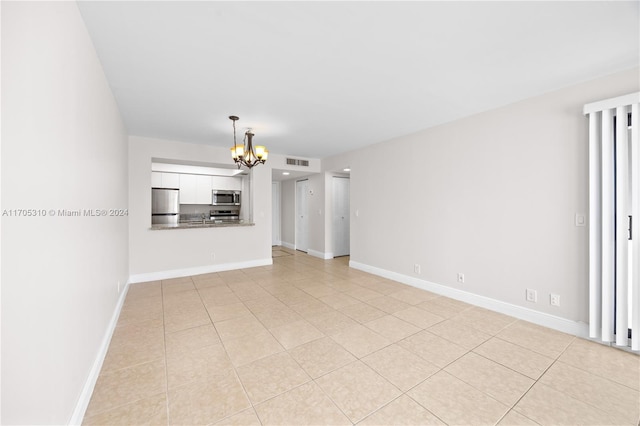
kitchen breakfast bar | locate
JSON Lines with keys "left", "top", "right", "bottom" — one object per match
{"left": 150, "top": 221, "right": 254, "bottom": 230}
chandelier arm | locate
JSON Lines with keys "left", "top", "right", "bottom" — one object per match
{"left": 227, "top": 115, "right": 266, "bottom": 169}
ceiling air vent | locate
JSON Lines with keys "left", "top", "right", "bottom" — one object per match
{"left": 286, "top": 158, "right": 309, "bottom": 167}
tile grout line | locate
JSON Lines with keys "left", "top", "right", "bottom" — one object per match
{"left": 314, "top": 323, "right": 446, "bottom": 424}
{"left": 346, "top": 316, "right": 535, "bottom": 425}
{"left": 355, "top": 348, "right": 449, "bottom": 426}
{"left": 307, "top": 358, "right": 363, "bottom": 425}
{"left": 551, "top": 346, "right": 640, "bottom": 393}
{"left": 470, "top": 339, "right": 551, "bottom": 381}
{"left": 445, "top": 322, "right": 577, "bottom": 425}
{"left": 236, "top": 260, "right": 354, "bottom": 424}
{"left": 95, "top": 250, "right": 638, "bottom": 425}
{"left": 290, "top": 263, "right": 463, "bottom": 422}
{"left": 269, "top": 257, "right": 433, "bottom": 423}
{"left": 262, "top": 257, "right": 497, "bottom": 424}
{"left": 493, "top": 335, "right": 578, "bottom": 426}
{"left": 237, "top": 261, "right": 400, "bottom": 425}
{"left": 530, "top": 336, "right": 636, "bottom": 423}
{"left": 160, "top": 278, "right": 171, "bottom": 426}
{"left": 192, "top": 273, "right": 266, "bottom": 425}
{"left": 82, "top": 289, "right": 167, "bottom": 422}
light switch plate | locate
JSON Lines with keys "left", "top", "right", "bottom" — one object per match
{"left": 575, "top": 213, "right": 586, "bottom": 227}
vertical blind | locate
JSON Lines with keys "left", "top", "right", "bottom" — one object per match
{"left": 585, "top": 92, "right": 639, "bottom": 351}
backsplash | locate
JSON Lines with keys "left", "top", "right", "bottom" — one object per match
{"left": 180, "top": 204, "right": 212, "bottom": 215}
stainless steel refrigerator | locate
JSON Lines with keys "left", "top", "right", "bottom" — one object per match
{"left": 152, "top": 188, "right": 179, "bottom": 226}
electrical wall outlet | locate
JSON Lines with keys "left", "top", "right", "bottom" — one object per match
{"left": 211, "top": 252, "right": 216, "bottom": 262}
{"left": 550, "top": 294, "right": 560, "bottom": 306}
{"left": 457, "top": 273, "right": 465, "bottom": 283}
{"left": 526, "top": 288, "right": 537, "bottom": 303}
{"left": 414, "top": 264, "right": 421, "bottom": 274}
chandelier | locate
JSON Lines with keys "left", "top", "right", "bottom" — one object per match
{"left": 229, "top": 115, "right": 268, "bottom": 169}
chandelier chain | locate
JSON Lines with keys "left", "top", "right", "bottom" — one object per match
{"left": 228, "top": 115, "right": 268, "bottom": 169}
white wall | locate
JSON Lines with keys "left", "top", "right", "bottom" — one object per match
{"left": 129, "top": 136, "right": 272, "bottom": 280}
{"left": 324, "top": 68, "right": 639, "bottom": 324}
{"left": 280, "top": 179, "right": 296, "bottom": 247}
{"left": 306, "top": 173, "right": 327, "bottom": 257}
{"left": 272, "top": 182, "right": 281, "bottom": 245}
{"left": 268, "top": 154, "right": 321, "bottom": 174}
{"left": 1, "top": 2, "right": 129, "bottom": 423}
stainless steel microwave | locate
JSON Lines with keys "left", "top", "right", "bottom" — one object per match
{"left": 212, "top": 190, "right": 240, "bottom": 206}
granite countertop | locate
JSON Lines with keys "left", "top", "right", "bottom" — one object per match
{"left": 151, "top": 221, "right": 254, "bottom": 230}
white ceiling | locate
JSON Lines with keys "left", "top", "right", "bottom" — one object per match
{"left": 77, "top": 1, "right": 639, "bottom": 159}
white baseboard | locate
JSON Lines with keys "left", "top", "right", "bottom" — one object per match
{"left": 272, "top": 240, "right": 282, "bottom": 247}
{"left": 308, "top": 249, "right": 334, "bottom": 260}
{"left": 280, "top": 241, "right": 295, "bottom": 250}
{"left": 129, "top": 257, "right": 273, "bottom": 283}
{"left": 68, "top": 280, "right": 130, "bottom": 425}
{"left": 349, "top": 260, "right": 590, "bottom": 339}
{"left": 69, "top": 257, "right": 274, "bottom": 422}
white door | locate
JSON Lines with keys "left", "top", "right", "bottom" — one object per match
{"left": 295, "top": 179, "right": 309, "bottom": 252}
{"left": 272, "top": 182, "right": 280, "bottom": 246}
{"left": 332, "top": 177, "right": 350, "bottom": 257}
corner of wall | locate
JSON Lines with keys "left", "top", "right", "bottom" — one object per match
{"left": 68, "top": 281, "right": 131, "bottom": 425}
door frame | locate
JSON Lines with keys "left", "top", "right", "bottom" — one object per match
{"left": 272, "top": 181, "right": 281, "bottom": 246}
{"left": 295, "top": 179, "right": 309, "bottom": 252}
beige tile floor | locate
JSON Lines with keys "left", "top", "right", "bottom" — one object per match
{"left": 84, "top": 248, "right": 640, "bottom": 425}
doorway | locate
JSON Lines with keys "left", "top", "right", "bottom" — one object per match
{"left": 295, "top": 179, "right": 309, "bottom": 252}
{"left": 272, "top": 182, "right": 280, "bottom": 246}
{"left": 332, "top": 177, "right": 350, "bottom": 257}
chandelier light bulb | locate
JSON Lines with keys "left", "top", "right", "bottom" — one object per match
{"left": 228, "top": 116, "right": 268, "bottom": 169}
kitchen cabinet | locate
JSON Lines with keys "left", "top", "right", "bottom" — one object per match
{"left": 162, "top": 173, "right": 180, "bottom": 189}
{"left": 151, "top": 172, "right": 162, "bottom": 187}
{"left": 195, "top": 175, "right": 212, "bottom": 204}
{"left": 179, "top": 174, "right": 213, "bottom": 204}
{"left": 176, "top": 173, "right": 242, "bottom": 204}
{"left": 179, "top": 174, "right": 197, "bottom": 203}
{"left": 152, "top": 172, "right": 180, "bottom": 189}
{"left": 211, "top": 176, "right": 242, "bottom": 191}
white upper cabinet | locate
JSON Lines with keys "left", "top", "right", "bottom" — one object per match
{"left": 151, "top": 172, "right": 162, "bottom": 187}
{"left": 174, "top": 173, "right": 242, "bottom": 204}
{"left": 152, "top": 172, "right": 180, "bottom": 189}
{"left": 211, "top": 176, "right": 242, "bottom": 191}
{"left": 179, "top": 174, "right": 197, "bottom": 204}
{"left": 162, "top": 173, "right": 180, "bottom": 189}
{"left": 195, "top": 175, "right": 212, "bottom": 204}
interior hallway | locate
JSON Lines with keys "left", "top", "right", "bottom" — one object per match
{"left": 83, "top": 248, "right": 640, "bottom": 425}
